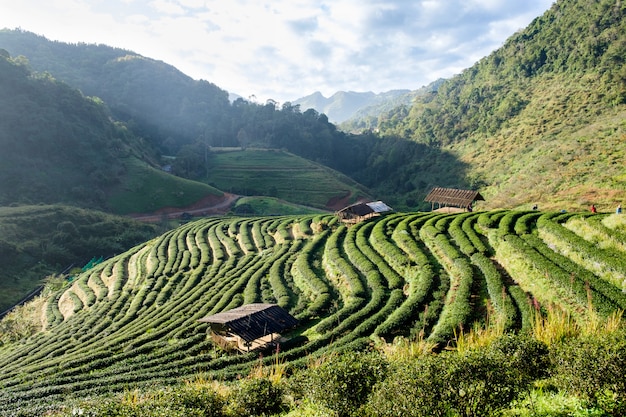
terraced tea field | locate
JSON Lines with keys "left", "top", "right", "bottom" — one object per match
{"left": 1, "top": 210, "right": 626, "bottom": 413}
{"left": 205, "top": 149, "right": 369, "bottom": 209}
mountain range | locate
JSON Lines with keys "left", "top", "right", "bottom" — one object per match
{"left": 291, "top": 89, "right": 413, "bottom": 124}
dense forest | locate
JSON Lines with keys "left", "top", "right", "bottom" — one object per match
{"left": 0, "top": 52, "right": 137, "bottom": 208}
{"left": 377, "top": 0, "right": 626, "bottom": 145}
{"left": 371, "top": 0, "right": 626, "bottom": 209}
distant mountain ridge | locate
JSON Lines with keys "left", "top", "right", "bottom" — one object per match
{"left": 292, "top": 89, "right": 412, "bottom": 123}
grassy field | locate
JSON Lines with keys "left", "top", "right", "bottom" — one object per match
{"left": 205, "top": 149, "right": 370, "bottom": 209}
{"left": 107, "top": 157, "right": 224, "bottom": 215}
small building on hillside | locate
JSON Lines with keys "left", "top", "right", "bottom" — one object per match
{"left": 336, "top": 200, "right": 393, "bottom": 223}
{"left": 198, "top": 303, "right": 298, "bottom": 353}
{"left": 424, "top": 187, "right": 485, "bottom": 212}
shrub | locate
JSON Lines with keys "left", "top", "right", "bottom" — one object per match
{"left": 227, "top": 377, "right": 284, "bottom": 417}
{"left": 489, "top": 334, "right": 550, "bottom": 383}
{"left": 366, "top": 335, "right": 549, "bottom": 417}
{"left": 441, "top": 348, "right": 533, "bottom": 417}
{"left": 67, "top": 385, "right": 225, "bottom": 417}
{"left": 297, "top": 350, "right": 388, "bottom": 417}
{"left": 550, "top": 330, "right": 626, "bottom": 414}
{"left": 365, "top": 353, "right": 452, "bottom": 417}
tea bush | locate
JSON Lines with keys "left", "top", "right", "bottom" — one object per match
{"left": 296, "top": 350, "right": 388, "bottom": 417}
{"left": 550, "top": 330, "right": 626, "bottom": 414}
{"left": 227, "top": 377, "right": 284, "bottom": 417}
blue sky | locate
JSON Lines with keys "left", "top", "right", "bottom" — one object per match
{"left": 1, "top": 0, "right": 554, "bottom": 103}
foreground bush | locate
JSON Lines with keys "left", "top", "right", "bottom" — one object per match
{"left": 227, "top": 377, "right": 285, "bottom": 417}
{"left": 42, "top": 330, "right": 626, "bottom": 417}
{"left": 60, "top": 385, "right": 225, "bottom": 417}
{"left": 291, "top": 350, "right": 388, "bottom": 417}
{"left": 365, "top": 335, "right": 550, "bottom": 417}
{"left": 550, "top": 329, "right": 626, "bottom": 415}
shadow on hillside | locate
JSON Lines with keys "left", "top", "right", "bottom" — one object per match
{"left": 351, "top": 136, "right": 479, "bottom": 210}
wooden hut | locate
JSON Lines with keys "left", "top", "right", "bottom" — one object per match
{"left": 336, "top": 200, "right": 393, "bottom": 223}
{"left": 198, "top": 303, "right": 298, "bottom": 353}
{"left": 424, "top": 187, "right": 484, "bottom": 212}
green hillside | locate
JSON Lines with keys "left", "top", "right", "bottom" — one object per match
{"left": 0, "top": 29, "right": 231, "bottom": 153}
{"left": 0, "top": 52, "right": 225, "bottom": 215}
{"left": 1, "top": 210, "right": 626, "bottom": 414}
{"left": 0, "top": 30, "right": 476, "bottom": 212}
{"left": 3, "top": 0, "right": 626, "bottom": 213}
{"left": 204, "top": 149, "right": 370, "bottom": 210}
{"left": 107, "top": 157, "right": 223, "bottom": 215}
{"left": 2, "top": 0, "right": 626, "bottom": 414}
{"left": 376, "top": 0, "right": 626, "bottom": 211}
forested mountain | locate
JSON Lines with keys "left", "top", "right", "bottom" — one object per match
{"left": 0, "top": 52, "right": 224, "bottom": 213}
{"left": 339, "top": 79, "right": 445, "bottom": 132}
{"left": 0, "top": 30, "right": 231, "bottom": 154}
{"left": 0, "top": 30, "right": 468, "bottom": 211}
{"left": 376, "top": 0, "right": 626, "bottom": 210}
{"left": 0, "top": 52, "right": 138, "bottom": 208}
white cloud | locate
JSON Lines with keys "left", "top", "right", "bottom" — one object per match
{"left": 0, "top": 0, "right": 554, "bottom": 102}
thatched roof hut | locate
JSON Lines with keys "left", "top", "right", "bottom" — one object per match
{"left": 336, "top": 200, "right": 393, "bottom": 223}
{"left": 198, "top": 303, "right": 298, "bottom": 353}
{"left": 424, "top": 187, "right": 484, "bottom": 211}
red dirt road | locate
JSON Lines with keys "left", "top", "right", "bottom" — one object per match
{"left": 128, "top": 192, "right": 240, "bottom": 222}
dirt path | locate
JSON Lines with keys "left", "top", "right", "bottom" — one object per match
{"left": 128, "top": 192, "right": 240, "bottom": 222}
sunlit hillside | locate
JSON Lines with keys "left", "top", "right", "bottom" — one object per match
{"left": 376, "top": 0, "right": 626, "bottom": 211}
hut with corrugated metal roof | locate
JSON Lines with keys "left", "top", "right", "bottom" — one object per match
{"left": 424, "top": 187, "right": 484, "bottom": 212}
{"left": 198, "top": 303, "right": 298, "bottom": 353}
{"left": 336, "top": 200, "right": 393, "bottom": 223}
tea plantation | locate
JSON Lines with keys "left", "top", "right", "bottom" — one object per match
{"left": 1, "top": 210, "right": 625, "bottom": 415}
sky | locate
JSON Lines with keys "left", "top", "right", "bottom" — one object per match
{"left": 1, "top": 0, "right": 554, "bottom": 103}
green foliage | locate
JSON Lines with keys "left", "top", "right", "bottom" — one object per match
{"left": 58, "top": 385, "right": 225, "bottom": 417}
{"left": 0, "top": 53, "right": 133, "bottom": 210}
{"left": 295, "top": 350, "right": 388, "bottom": 417}
{"left": 370, "top": 0, "right": 626, "bottom": 211}
{"left": 550, "top": 330, "right": 626, "bottom": 414}
{"left": 366, "top": 335, "right": 549, "bottom": 417}
{"left": 0, "top": 205, "right": 157, "bottom": 311}
{"left": 365, "top": 353, "right": 452, "bottom": 417}
{"left": 227, "top": 378, "right": 284, "bottom": 417}
{"left": 1, "top": 210, "right": 626, "bottom": 416}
